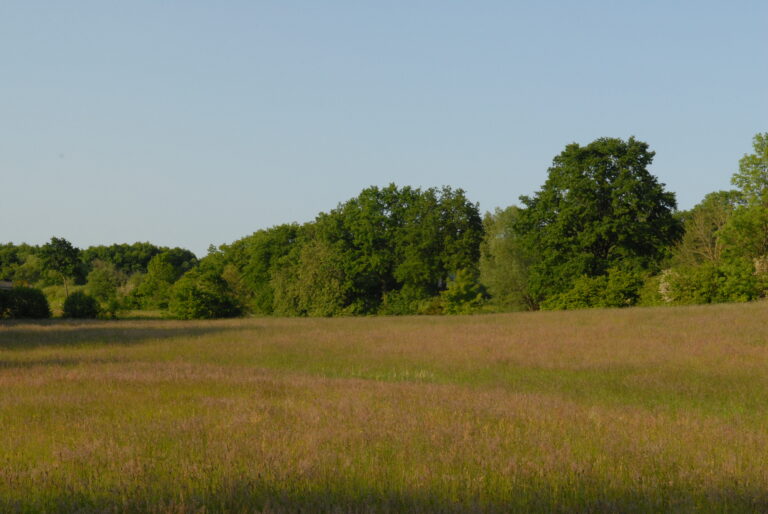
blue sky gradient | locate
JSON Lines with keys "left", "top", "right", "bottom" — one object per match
{"left": 2, "top": 1, "right": 766, "bottom": 256}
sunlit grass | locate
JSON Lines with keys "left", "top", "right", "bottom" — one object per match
{"left": 2, "top": 302, "right": 768, "bottom": 511}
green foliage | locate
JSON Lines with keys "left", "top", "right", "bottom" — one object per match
{"left": 169, "top": 269, "right": 242, "bottom": 320}
{"left": 271, "top": 238, "right": 348, "bottom": 317}
{"left": 664, "top": 265, "right": 723, "bottom": 305}
{"left": 210, "top": 185, "right": 483, "bottom": 317}
{"left": 672, "top": 190, "right": 741, "bottom": 266}
{"left": 716, "top": 258, "right": 766, "bottom": 301}
{"left": 81, "top": 242, "right": 159, "bottom": 274}
{"left": 731, "top": 133, "right": 768, "bottom": 204}
{"left": 439, "top": 269, "right": 485, "bottom": 314}
{"left": 637, "top": 273, "right": 666, "bottom": 306}
{"left": 0, "top": 287, "right": 51, "bottom": 319}
{"left": 40, "top": 237, "right": 81, "bottom": 295}
{"left": 379, "top": 285, "right": 432, "bottom": 315}
{"left": 62, "top": 291, "right": 100, "bottom": 319}
{"left": 86, "top": 260, "right": 124, "bottom": 303}
{"left": 86, "top": 260, "right": 127, "bottom": 318}
{"left": 315, "top": 184, "right": 483, "bottom": 314}
{"left": 516, "top": 137, "right": 682, "bottom": 303}
{"left": 478, "top": 206, "right": 535, "bottom": 311}
{"left": 135, "top": 252, "right": 185, "bottom": 309}
{"left": 719, "top": 193, "right": 768, "bottom": 261}
{"left": 542, "top": 266, "right": 646, "bottom": 310}
{"left": 81, "top": 243, "right": 197, "bottom": 275}
{"left": 658, "top": 258, "right": 763, "bottom": 305}
{"left": 12, "top": 254, "right": 47, "bottom": 286}
{"left": 645, "top": 134, "right": 768, "bottom": 309}
{"left": 218, "top": 224, "right": 300, "bottom": 314}
{"left": 0, "top": 243, "right": 29, "bottom": 281}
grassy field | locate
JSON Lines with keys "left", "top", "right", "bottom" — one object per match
{"left": 2, "top": 303, "right": 768, "bottom": 512}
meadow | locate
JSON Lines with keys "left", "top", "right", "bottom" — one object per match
{"left": 2, "top": 303, "right": 768, "bottom": 512}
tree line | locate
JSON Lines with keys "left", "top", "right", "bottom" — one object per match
{"left": 2, "top": 133, "right": 766, "bottom": 319}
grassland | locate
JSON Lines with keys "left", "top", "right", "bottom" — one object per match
{"left": 2, "top": 303, "right": 768, "bottom": 512}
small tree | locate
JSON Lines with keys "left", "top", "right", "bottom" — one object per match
{"left": 136, "top": 253, "right": 177, "bottom": 308}
{"left": 86, "top": 260, "right": 124, "bottom": 302}
{"left": 40, "top": 237, "right": 80, "bottom": 297}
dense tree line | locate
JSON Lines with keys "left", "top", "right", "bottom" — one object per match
{"left": 0, "top": 241, "right": 197, "bottom": 318}
{"left": 2, "top": 133, "right": 766, "bottom": 318}
{"left": 202, "top": 184, "right": 484, "bottom": 317}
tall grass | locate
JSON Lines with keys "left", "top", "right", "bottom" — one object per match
{"left": 2, "top": 302, "right": 768, "bottom": 511}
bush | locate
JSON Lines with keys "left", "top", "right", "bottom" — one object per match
{"left": 0, "top": 287, "right": 51, "bottom": 319}
{"left": 62, "top": 291, "right": 100, "bottom": 319}
{"left": 169, "top": 270, "right": 242, "bottom": 320}
{"left": 379, "top": 285, "right": 430, "bottom": 315}
{"left": 439, "top": 269, "right": 486, "bottom": 315}
{"left": 542, "top": 275, "right": 610, "bottom": 310}
{"left": 659, "top": 258, "right": 762, "bottom": 306}
{"left": 637, "top": 273, "right": 666, "bottom": 306}
{"left": 542, "top": 267, "right": 646, "bottom": 310}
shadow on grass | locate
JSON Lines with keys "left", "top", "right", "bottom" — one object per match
{"left": 9, "top": 481, "right": 768, "bottom": 513}
{"left": 0, "top": 356, "right": 131, "bottom": 370}
{"left": 0, "top": 320, "right": 243, "bottom": 351}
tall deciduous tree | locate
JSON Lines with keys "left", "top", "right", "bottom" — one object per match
{"left": 516, "top": 137, "right": 682, "bottom": 303}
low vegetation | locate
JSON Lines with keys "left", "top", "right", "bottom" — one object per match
{"left": 2, "top": 302, "right": 768, "bottom": 511}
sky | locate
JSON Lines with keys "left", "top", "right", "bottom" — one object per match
{"left": 1, "top": 1, "right": 766, "bottom": 257}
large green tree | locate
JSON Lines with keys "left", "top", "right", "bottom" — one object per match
{"left": 516, "top": 137, "right": 682, "bottom": 304}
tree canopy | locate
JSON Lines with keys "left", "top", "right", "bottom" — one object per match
{"left": 515, "top": 137, "right": 682, "bottom": 303}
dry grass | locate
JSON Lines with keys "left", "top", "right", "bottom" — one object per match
{"left": 2, "top": 302, "right": 768, "bottom": 512}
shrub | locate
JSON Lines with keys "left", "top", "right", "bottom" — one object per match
{"left": 542, "top": 275, "right": 609, "bottom": 310}
{"left": 379, "top": 285, "right": 430, "bottom": 315}
{"left": 439, "top": 269, "right": 486, "bottom": 315}
{"left": 714, "top": 258, "right": 762, "bottom": 302}
{"left": 659, "top": 258, "right": 762, "bottom": 306}
{"left": 0, "top": 287, "right": 51, "bottom": 319}
{"left": 542, "top": 267, "right": 646, "bottom": 310}
{"left": 169, "top": 270, "right": 242, "bottom": 320}
{"left": 62, "top": 291, "right": 100, "bottom": 319}
{"left": 637, "top": 273, "right": 666, "bottom": 306}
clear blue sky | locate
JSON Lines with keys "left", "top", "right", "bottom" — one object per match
{"left": 2, "top": 1, "right": 766, "bottom": 256}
